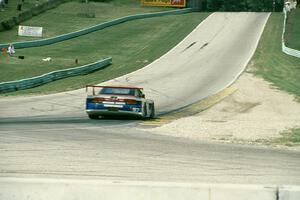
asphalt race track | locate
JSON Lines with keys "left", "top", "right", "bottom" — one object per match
{"left": 1, "top": 12, "right": 300, "bottom": 185}
{"left": 1, "top": 118, "right": 300, "bottom": 185}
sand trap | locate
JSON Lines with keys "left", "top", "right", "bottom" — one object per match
{"left": 147, "top": 72, "right": 300, "bottom": 147}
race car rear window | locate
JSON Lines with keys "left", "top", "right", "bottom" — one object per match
{"left": 99, "top": 88, "right": 135, "bottom": 96}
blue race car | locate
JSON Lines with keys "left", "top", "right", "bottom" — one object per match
{"left": 86, "top": 85, "right": 155, "bottom": 119}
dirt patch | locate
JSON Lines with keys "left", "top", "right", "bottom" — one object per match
{"left": 220, "top": 100, "right": 261, "bottom": 113}
{"left": 145, "top": 72, "right": 300, "bottom": 149}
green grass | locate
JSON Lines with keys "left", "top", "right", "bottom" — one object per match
{"left": 285, "top": 6, "right": 300, "bottom": 50}
{"left": 0, "top": 0, "right": 190, "bottom": 84}
{"left": 273, "top": 128, "right": 300, "bottom": 146}
{"left": 0, "top": 1, "right": 170, "bottom": 43}
{"left": 0, "top": 12, "right": 209, "bottom": 95}
{"left": 248, "top": 13, "right": 300, "bottom": 146}
{"left": 248, "top": 13, "right": 300, "bottom": 99}
{"left": 0, "top": 0, "right": 48, "bottom": 21}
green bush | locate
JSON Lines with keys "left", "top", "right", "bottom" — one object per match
{"left": 87, "top": 0, "right": 112, "bottom": 2}
{"left": 1, "top": 18, "right": 15, "bottom": 30}
{"left": 18, "top": 10, "right": 33, "bottom": 21}
{"left": 205, "top": 0, "right": 284, "bottom": 12}
{"left": 0, "top": 0, "right": 69, "bottom": 31}
{"left": 32, "top": 4, "right": 46, "bottom": 16}
{"left": 78, "top": 0, "right": 112, "bottom": 3}
{"left": 12, "top": 16, "right": 21, "bottom": 25}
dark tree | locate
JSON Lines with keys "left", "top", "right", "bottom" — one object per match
{"left": 206, "top": 0, "right": 224, "bottom": 11}
{"left": 202, "top": 0, "right": 284, "bottom": 11}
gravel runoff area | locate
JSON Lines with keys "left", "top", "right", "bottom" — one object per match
{"left": 146, "top": 72, "right": 300, "bottom": 149}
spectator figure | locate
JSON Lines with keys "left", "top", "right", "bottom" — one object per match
{"left": 292, "top": 0, "right": 297, "bottom": 8}
{"left": 1, "top": 48, "right": 7, "bottom": 55}
{"left": 285, "top": 1, "right": 291, "bottom": 12}
{"left": 0, "top": 0, "right": 5, "bottom": 10}
{"left": 7, "top": 43, "right": 15, "bottom": 55}
{"left": 284, "top": 0, "right": 298, "bottom": 11}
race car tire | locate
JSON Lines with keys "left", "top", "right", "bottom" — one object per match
{"left": 88, "top": 114, "right": 99, "bottom": 119}
{"left": 142, "top": 103, "right": 147, "bottom": 118}
{"left": 150, "top": 103, "right": 155, "bottom": 119}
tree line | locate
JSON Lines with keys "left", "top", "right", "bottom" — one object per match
{"left": 202, "top": 0, "right": 284, "bottom": 12}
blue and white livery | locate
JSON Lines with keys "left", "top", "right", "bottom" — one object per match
{"left": 86, "top": 85, "right": 155, "bottom": 119}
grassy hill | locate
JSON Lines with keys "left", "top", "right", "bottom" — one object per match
{"left": 0, "top": 0, "right": 209, "bottom": 95}
{"left": 248, "top": 12, "right": 300, "bottom": 99}
{"left": 285, "top": 6, "right": 300, "bottom": 50}
{"left": 1, "top": 1, "right": 299, "bottom": 98}
{"left": 254, "top": 11, "right": 300, "bottom": 145}
{"left": 0, "top": 0, "right": 48, "bottom": 22}
{"left": 0, "top": 0, "right": 170, "bottom": 43}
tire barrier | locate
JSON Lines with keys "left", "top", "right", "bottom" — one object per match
{"left": 0, "top": 8, "right": 192, "bottom": 49}
{"left": 282, "top": 8, "right": 300, "bottom": 58}
{"left": 0, "top": 57, "right": 112, "bottom": 93}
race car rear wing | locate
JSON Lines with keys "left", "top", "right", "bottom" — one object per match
{"left": 86, "top": 85, "right": 144, "bottom": 96}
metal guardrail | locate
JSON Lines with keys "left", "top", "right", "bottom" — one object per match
{"left": 0, "top": 9, "right": 192, "bottom": 93}
{"left": 282, "top": 8, "right": 300, "bottom": 58}
{"left": 0, "top": 57, "right": 112, "bottom": 93}
{"left": 0, "top": 8, "right": 192, "bottom": 49}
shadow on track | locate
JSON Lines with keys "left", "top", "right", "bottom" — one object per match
{"left": 0, "top": 115, "right": 143, "bottom": 126}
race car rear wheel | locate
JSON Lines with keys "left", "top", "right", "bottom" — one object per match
{"left": 142, "top": 103, "right": 147, "bottom": 118}
{"left": 88, "top": 114, "right": 99, "bottom": 119}
{"left": 150, "top": 103, "right": 155, "bottom": 119}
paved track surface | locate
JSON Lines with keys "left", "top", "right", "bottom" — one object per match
{"left": 1, "top": 117, "right": 300, "bottom": 184}
{"left": 1, "top": 13, "right": 299, "bottom": 185}
{"left": 107, "top": 12, "right": 270, "bottom": 114}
